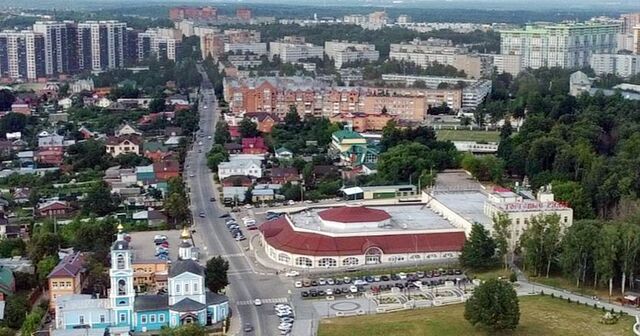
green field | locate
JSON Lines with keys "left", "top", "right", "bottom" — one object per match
{"left": 318, "top": 295, "right": 633, "bottom": 336}
{"left": 436, "top": 129, "right": 501, "bottom": 142}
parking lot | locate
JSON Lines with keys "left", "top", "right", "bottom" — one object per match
{"left": 128, "top": 230, "right": 183, "bottom": 261}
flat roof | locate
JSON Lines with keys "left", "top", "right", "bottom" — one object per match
{"left": 431, "top": 191, "right": 492, "bottom": 227}
{"left": 289, "top": 204, "right": 457, "bottom": 234}
{"left": 128, "top": 230, "right": 182, "bottom": 263}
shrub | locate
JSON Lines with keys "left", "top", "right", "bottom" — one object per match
{"left": 509, "top": 272, "right": 517, "bottom": 282}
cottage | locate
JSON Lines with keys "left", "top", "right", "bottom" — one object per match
{"left": 132, "top": 209, "right": 167, "bottom": 227}
{"left": 217, "top": 159, "right": 262, "bottom": 180}
{"left": 223, "top": 186, "right": 248, "bottom": 204}
{"left": 275, "top": 147, "right": 293, "bottom": 160}
{"left": 223, "top": 143, "right": 243, "bottom": 154}
{"left": 136, "top": 164, "right": 155, "bottom": 183}
{"left": 242, "top": 137, "right": 268, "bottom": 155}
{"left": 36, "top": 147, "right": 64, "bottom": 165}
{"left": 244, "top": 112, "right": 279, "bottom": 133}
{"left": 37, "top": 200, "right": 72, "bottom": 218}
{"left": 106, "top": 135, "right": 143, "bottom": 157}
{"left": 115, "top": 123, "right": 143, "bottom": 137}
{"left": 48, "top": 251, "right": 86, "bottom": 310}
{"left": 153, "top": 160, "right": 180, "bottom": 181}
{"left": 270, "top": 167, "right": 299, "bottom": 184}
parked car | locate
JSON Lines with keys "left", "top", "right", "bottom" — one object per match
{"left": 301, "top": 291, "right": 309, "bottom": 297}
{"left": 253, "top": 299, "right": 262, "bottom": 306}
{"left": 286, "top": 270, "right": 300, "bottom": 277}
{"left": 294, "top": 281, "right": 303, "bottom": 288}
{"left": 349, "top": 285, "right": 358, "bottom": 293}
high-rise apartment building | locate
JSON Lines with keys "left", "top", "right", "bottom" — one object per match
{"left": 77, "top": 21, "right": 127, "bottom": 71}
{"left": 0, "top": 30, "right": 45, "bottom": 80}
{"left": 634, "top": 26, "right": 640, "bottom": 54}
{"left": 33, "top": 21, "right": 78, "bottom": 75}
{"left": 590, "top": 53, "right": 640, "bottom": 77}
{"left": 169, "top": 7, "right": 217, "bottom": 22}
{"left": 138, "top": 29, "right": 180, "bottom": 62}
{"left": 499, "top": 22, "right": 620, "bottom": 69}
{"left": 236, "top": 8, "right": 253, "bottom": 21}
{"left": 621, "top": 13, "right": 640, "bottom": 34}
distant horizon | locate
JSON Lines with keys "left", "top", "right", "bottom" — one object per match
{"left": 3, "top": 0, "right": 640, "bottom": 12}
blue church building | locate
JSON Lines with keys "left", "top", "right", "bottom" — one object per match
{"left": 52, "top": 226, "right": 229, "bottom": 335}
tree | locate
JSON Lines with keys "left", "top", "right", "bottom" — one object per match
{"left": 560, "top": 220, "right": 600, "bottom": 288}
{"left": 0, "top": 89, "right": 15, "bottom": 111}
{"left": 464, "top": 279, "right": 520, "bottom": 331}
{"left": 239, "top": 117, "right": 259, "bottom": 138}
{"left": 595, "top": 224, "right": 619, "bottom": 297}
{"left": 461, "top": 154, "right": 505, "bottom": 183}
{"left": 37, "top": 255, "right": 59, "bottom": 284}
{"left": 378, "top": 142, "right": 458, "bottom": 184}
{"left": 3, "top": 294, "right": 28, "bottom": 329}
{"left": 214, "top": 121, "right": 231, "bottom": 145}
{"left": 0, "top": 112, "right": 27, "bottom": 135}
{"left": 115, "top": 153, "right": 151, "bottom": 168}
{"left": 148, "top": 98, "right": 166, "bottom": 113}
{"left": 27, "top": 232, "right": 62, "bottom": 264}
{"left": 160, "top": 324, "right": 206, "bottom": 336}
{"left": 20, "top": 307, "right": 45, "bottom": 336}
{"left": 617, "top": 222, "right": 639, "bottom": 294}
{"left": 65, "top": 139, "right": 113, "bottom": 171}
{"left": 519, "top": 214, "right": 562, "bottom": 277}
{"left": 205, "top": 256, "right": 229, "bottom": 293}
{"left": 284, "top": 105, "right": 301, "bottom": 127}
{"left": 0, "top": 239, "right": 26, "bottom": 258}
{"left": 492, "top": 213, "right": 510, "bottom": 269}
{"left": 83, "top": 181, "right": 119, "bottom": 216}
{"left": 460, "top": 223, "right": 497, "bottom": 269}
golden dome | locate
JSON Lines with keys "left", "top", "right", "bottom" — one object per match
{"left": 117, "top": 223, "right": 124, "bottom": 232}
{"left": 181, "top": 226, "right": 191, "bottom": 240}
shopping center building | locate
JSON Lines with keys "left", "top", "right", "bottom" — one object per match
{"left": 258, "top": 205, "right": 467, "bottom": 269}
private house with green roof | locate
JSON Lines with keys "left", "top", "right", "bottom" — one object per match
{"left": 0, "top": 267, "right": 15, "bottom": 297}
{"left": 330, "top": 129, "right": 367, "bottom": 153}
{"left": 340, "top": 145, "right": 380, "bottom": 167}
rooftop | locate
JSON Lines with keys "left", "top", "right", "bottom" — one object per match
{"left": 128, "top": 230, "right": 182, "bottom": 263}
{"left": 290, "top": 204, "right": 457, "bottom": 235}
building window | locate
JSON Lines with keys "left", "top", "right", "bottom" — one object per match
{"left": 66, "top": 281, "right": 71, "bottom": 287}
{"left": 118, "top": 279, "right": 126, "bottom": 295}
{"left": 52, "top": 281, "right": 58, "bottom": 288}
{"left": 295, "top": 257, "right": 313, "bottom": 267}
{"left": 100, "top": 315, "right": 105, "bottom": 323}
{"left": 79, "top": 315, "right": 85, "bottom": 324}
{"left": 120, "top": 313, "right": 126, "bottom": 323}
{"left": 318, "top": 258, "right": 337, "bottom": 268}
{"left": 117, "top": 254, "right": 125, "bottom": 269}
{"left": 410, "top": 254, "right": 421, "bottom": 260}
{"left": 141, "top": 315, "right": 147, "bottom": 324}
{"left": 175, "top": 284, "right": 181, "bottom": 293}
{"left": 184, "top": 283, "right": 189, "bottom": 293}
{"left": 149, "top": 314, "right": 156, "bottom": 323}
{"left": 193, "top": 283, "right": 198, "bottom": 293}
{"left": 278, "top": 253, "right": 290, "bottom": 263}
{"left": 342, "top": 257, "right": 359, "bottom": 266}
{"left": 159, "top": 314, "right": 165, "bottom": 323}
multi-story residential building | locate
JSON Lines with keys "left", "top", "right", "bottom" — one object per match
{"left": 324, "top": 40, "right": 379, "bottom": 68}
{"left": 0, "top": 30, "right": 46, "bottom": 80}
{"left": 269, "top": 36, "right": 323, "bottom": 63}
{"left": 329, "top": 112, "right": 394, "bottom": 132}
{"left": 590, "top": 53, "right": 640, "bottom": 77}
{"left": 106, "top": 135, "right": 143, "bottom": 157}
{"left": 634, "top": 26, "right": 640, "bottom": 54}
{"left": 389, "top": 38, "right": 491, "bottom": 78}
{"left": 490, "top": 54, "right": 523, "bottom": 76}
{"left": 236, "top": 8, "right": 253, "bottom": 21}
{"left": 77, "top": 21, "right": 127, "bottom": 71}
{"left": 499, "top": 22, "right": 620, "bottom": 69}
{"left": 200, "top": 33, "right": 224, "bottom": 59}
{"left": 169, "top": 6, "right": 217, "bottom": 21}
{"left": 138, "top": 29, "right": 180, "bottom": 62}
{"left": 33, "top": 21, "right": 78, "bottom": 75}
{"left": 224, "top": 42, "right": 267, "bottom": 55}
{"left": 621, "top": 13, "right": 640, "bottom": 34}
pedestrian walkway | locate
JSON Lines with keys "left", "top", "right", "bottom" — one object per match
{"left": 236, "top": 297, "right": 289, "bottom": 305}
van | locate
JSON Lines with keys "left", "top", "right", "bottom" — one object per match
{"left": 302, "top": 278, "right": 311, "bottom": 287}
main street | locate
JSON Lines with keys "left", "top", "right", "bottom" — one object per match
{"left": 185, "top": 65, "right": 292, "bottom": 335}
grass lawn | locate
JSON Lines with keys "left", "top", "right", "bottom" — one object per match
{"left": 436, "top": 129, "right": 500, "bottom": 142}
{"left": 318, "top": 295, "right": 634, "bottom": 336}
{"left": 467, "top": 268, "right": 512, "bottom": 281}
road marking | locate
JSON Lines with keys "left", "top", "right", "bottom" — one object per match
{"left": 220, "top": 253, "right": 245, "bottom": 258}
{"left": 236, "top": 297, "right": 289, "bottom": 306}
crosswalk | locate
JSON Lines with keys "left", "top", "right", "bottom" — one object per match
{"left": 236, "top": 297, "right": 289, "bottom": 306}
{"left": 220, "top": 253, "right": 245, "bottom": 258}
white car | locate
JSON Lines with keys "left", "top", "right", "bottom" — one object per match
{"left": 353, "top": 279, "right": 367, "bottom": 286}
{"left": 276, "top": 311, "right": 292, "bottom": 318}
{"left": 253, "top": 299, "right": 262, "bottom": 306}
{"left": 278, "top": 323, "right": 293, "bottom": 331}
{"left": 318, "top": 278, "right": 326, "bottom": 286}
{"left": 286, "top": 270, "right": 300, "bottom": 277}
{"left": 294, "top": 281, "right": 302, "bottom": 288}
{"left": 349, "top": 285, "right": 358, "bottom": 293}
{"left": 326, "top": 288, "right": 333, "bottom": 295}
{"left": 207, "top": 136, "right": 212, "bottom": 140}
{"left": 326, "top": 278, "right": 335, "bottom": 285}
{"left": 244, "top": 204, "right": 253, "bottom": 209}
{"left": 398, "top": 272, "right": 407, "bottom": 280}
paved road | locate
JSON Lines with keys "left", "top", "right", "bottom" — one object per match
{"left": 186, "top": 65, "right": 291, "bottom": 336}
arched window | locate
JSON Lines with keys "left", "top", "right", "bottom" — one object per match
{"left": 342, "top": 257, "right": 359, "bottom": 266}
{"left": 278, "top": 253, "right": 291, "bottom": 264}
{"left": 318, "top": 258, "right": 337, "bottom": 268}
{"left": 117, "top": 254, "right": 125, "bottom": 270}
{"left": 118, "top": 279, "right": 126, "bottom": 295}
{"left": 426, "top": 253, "right": 438, "bottom": 259}
{"left": 295, "top": 257, "right": 312, "bottom": 267}
{"left": 443, "top": 253, "right": 454, "bottom": 258}
{"left": 410, "top": 254, "right": 421, "bottom": 260}
{"left": 364, "top": 247, "right": 382, "bottom": 265}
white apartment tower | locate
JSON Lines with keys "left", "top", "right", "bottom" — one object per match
{"left": 499, "top": 22, "right": 620, "bottom": 69}
{"left": 0, "top": 30, "right": 46, "bottom": 80}
{"left": 77, "top": 21, "right": 127, "bottom": 71}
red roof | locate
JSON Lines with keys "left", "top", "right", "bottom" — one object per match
{"left": 48, "top": 252, "right": 85, "bottom": 278}
{"left": 318, "top": 206, "right": 391, "bottom": 223}
{"left": 259, "top": 217, "right": 465, "bottom": 256}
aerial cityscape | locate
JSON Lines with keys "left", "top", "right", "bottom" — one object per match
{"left": 0, "top": 1, "right": 639, "bottom": 335}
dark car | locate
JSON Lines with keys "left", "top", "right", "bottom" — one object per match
{"left": 447, "top": 269, "right": 454, "bottom": 275}
{"left": 318, "top": 290, "right": 325, "bottom": 296}
{"left": 335, "top": 279, "right": 342, "bottom": 285}
{"left": 219, "top": 213, "right": 230, "bottom": 218}
{"left": 311, "top": 280, "right": 318, "bottom": 286}
{"left": 210, "top": 197, "right": 216, "bottom": 202}
{"left": 390, "top": 274, "right": 400, "bottom": 281}
{"left": 395, "top": 283, "right": 404, "bottom": 289}
{"left": 244, "top": 323, "right": 254, "bottom": 332}
{"left": 365, "top": 275, "right": 374, "bottom": 283}
{"left": 301, "top": 291, "right": 309, "bottom": 297}
{"left": 334, "top": 288, "right": 341, "bottom": 295}
{"left": 381, "top": 275, "right": 390, "bottom": 282}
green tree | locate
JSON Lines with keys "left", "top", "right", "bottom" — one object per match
{"left": 460, "top": 223, "right": 497, "bottom": 269}
{"left": 65, "top": 139, "right": 113, "bottom": 171}
{"left": 37, "top": 255, "right": 59, "bottom": 284}
{"left": 560, "top": 220, "right": 600, "bottom": 288}
{"left": 27, "top": 232, "right": 62, "bottom": 264}
{"left": 0, "top": 112, "right": 27, "bottom": 134}
{"left": 115, "top": 153, "right": 151, "bottom": 168}
{"left": 83, "top": 181, "right": 119, "bottom": 216}
{"left": 0, "top": 89, "right": 15, "bottom": 111}
{"left": 617, "top": 222, "right": 639, "bottom": 294}
{"left": 461, "top": 154, "right": 505, "bottom": 183}
{"left": 492, "top": 213, "right": 511, "bottom": 269}
{"left": 3, "top": 294, "right": 28, "bottom": 329}
{"left": 214, "top": 121, "right": 231, "bottom": 145}
{"left": 519, "top": 214, "right": 562, "bottom": 277}
{"left": 0, "top": 239, "right": 26, "bottom": 258}
{"left": 148, "top": 98, "right": 166, "bottom": 113}
{"left": 20, "top": 307, "right": 44, "bottom": 336}
{"left": 595, "top": 224, "right": 619, "bottom": 297}
{"left": 464, "top": 279, "right": 520, "bottom": 331}
{"left": 160, "top": 324, "right": 206, "bottom": 336}
{"left": 239, "top": 117, "right": 259, "bottom": 138}
{"left": 205, "top": 256, "right": 229, "bottom": 293}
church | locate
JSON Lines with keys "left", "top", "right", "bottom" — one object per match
{"left": 51, "top": 225, "right": 229, "bottom": 335}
